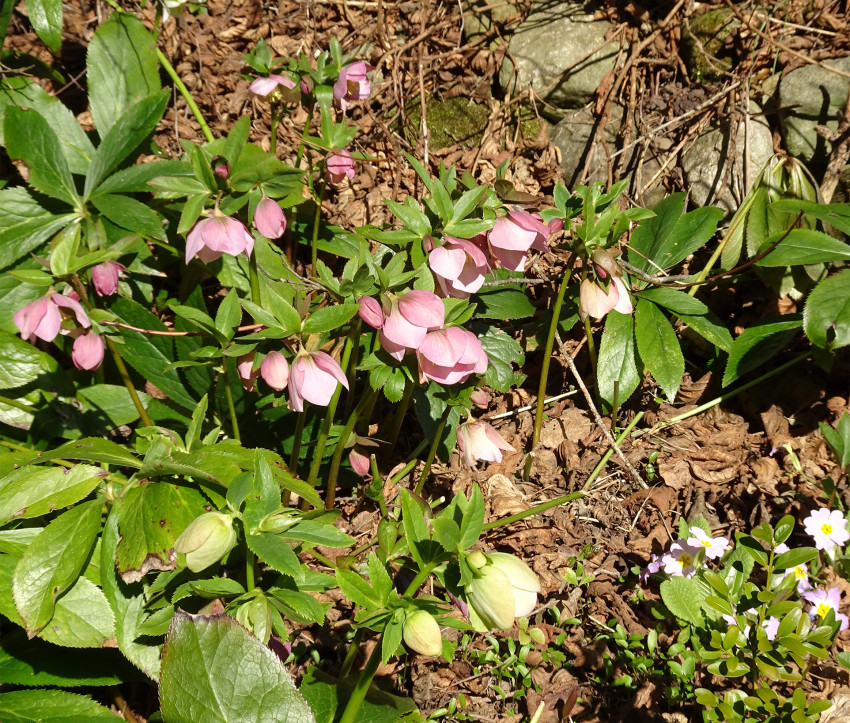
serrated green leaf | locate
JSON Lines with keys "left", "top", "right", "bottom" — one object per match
{"left": 475, "top": 289, "right": 536, "bottom": 319}
{"left": 634, "top": 299, "right": 684, "bottom": 401}
{"left": 0, "top": 188, "right": 75, "bottom": 270}
{"left": 0, "top": 464, "right": 103, "bottom": 526}
{"left": 301, "top": 303, "right": 359, "bottom": 334}
{"left": 77, "top": 385, "right": 153, "bottom": 429}
{"left": 283, "top": 520, "right": 355, "bottom": 548}
{"left": 160, "top": 612, "right": 315, "bottom": 723}
{"left": 0, "top": 330, "right": 57, "bottom": 389}
{"left": 386, "top": 198, "right": 431, "bottom": 236}
{"left": 5, "top": 106, "right": 79, "bottom": 206}
{"left": 12, "top": 500, "right": 102, "bottom": 635}
{"left": 0, "top": 689, "right": 121, "bottom": 722}
{"left": 660, "top": 576, "right": 705, "bottom": 626}
{"left": 597, "top": 310, "right": 640, "bottom": 409}
{"left": 480, "top": 327, "right": 525, "bottom": 392}
{"left": 723, "top": 318, "right": 802, "bottom": 386}
{"left": 246, "top": 534, "right": 304, "bottom": 581}
{"left": 90, "top": 193, "right": 166, "bottom": 240}
{"left": 116, "top": 483, "right": 208, "bottom": 583}
{"left": 756, "top": 228, "right": 850, "bottom": 267}
{"left": 27, "top": 0, "right": 63, "bottom": 52}
{"left": 87, "top": 13, "right": 160, "bottom": 136}
{"left": 336, "top": 569, "right": 379, "bottom": 611}
{"left": 804, "top": 270, "right": 850, "bottom": 350}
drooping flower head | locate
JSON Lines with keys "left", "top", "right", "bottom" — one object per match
{"left": 402, "top": 609, "right": 443, "bottom": 657}
{"left": 487, "top": 211, "right": 551, "bottom": 272}
{"left": 333, "top": 61, "right": 374, "bottom": 111}
{"left": 579, "top": 277, "right": 633, "bottom": 320}
{"left": 429, "top": 236, "right": 490, "bottom": 298}
{"left": 254, "top": 197, "right": 286, "bottom": 239}
{"left": 686, "top": 526, "right": 730, "bottom": 560}
{"left": 326, "top": 150, "right": 356, "bottom": 185}
{"left": 249, "top": 73, "right": 297, "bottom": 99}
{"left": 417, "top": 326, "right": 487, "bottom": 385}
{"left": 236, "top": 352, "right": 260, "bottom": 392}
{"left": 185, "top": 213, "right": 254, "bottom": 264}
{"left": 803, "top": 507, "right": 850, "bottom": 551}
{"left": 72, "top": 332, "right": 105, "bottom": 371}
{"left": 803, "top": 586, "right": 850, "bottom": 630}
{"left": 464, "top": 550, "right": 541, "bottom": 631}
{"left": 377, "top": 289, "right": 445, "bottom": 361}
{"left": 288, "top": 350, "right": 349, "bottom": 412}
{"left": 457, "top": 419, "right": 514, "bottom": 467}
{"left": 14, "top": 292, "right": 90, "bottom": 343}
{"left": 260, "top": 351, "right": 290, "bottom": 392}
{"left": 91, "top": 261, "right": 123, "bottom": 297}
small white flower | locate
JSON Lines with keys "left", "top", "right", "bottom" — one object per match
{"left": 661, "top": 542, "right": 701, "bottom": 578}
{"left": 686, "top": 526, "right": 730, "bottom": 560}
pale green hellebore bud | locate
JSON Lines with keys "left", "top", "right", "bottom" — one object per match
{"left": 174, "top": 511, "right": 237, "bottom": 572}
{"left": 464, "top": 551, "right": 541, "bottom": 631}
{"left": 402, "top": 609, "right": 443, "bottom": 656}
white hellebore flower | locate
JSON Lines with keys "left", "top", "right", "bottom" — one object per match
{"left": 464, "top": 550, "right": 542, "bottom": 631}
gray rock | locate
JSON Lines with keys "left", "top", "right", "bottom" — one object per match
{"left": 549, "top": 102, "right": 665, "bottom": 206}
{"left": 462, "top": 1, "right": 520, "bottom": 41}
{"left": 499, "top": 2, "right": 620, "bottom": 114}
{"left": 680, "top": 101, "right": 775, "bottom": 213}
{"left": 778, "top": 56, "right": 850, "bottom": 166}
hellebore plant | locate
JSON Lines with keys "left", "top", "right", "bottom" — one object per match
{"left": 185, "top": 212, "right": 255, "bottom": 263}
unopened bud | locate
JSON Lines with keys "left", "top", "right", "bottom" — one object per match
{"left": 592, "top": 247, "right": 619, "bottom": 279}
{"left": 174, "top": 512, "right": 237, "bottom": 572}
{"left": 470, "top": 389, "right": 489, "bottom": 409}
{"left": 402, "top": 609, "right": 443, "bottom": 656}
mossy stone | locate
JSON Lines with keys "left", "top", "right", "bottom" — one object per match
{"left": 407, "top": 97, "right": 490, "bottom": 149}
{"left": 681, "top": 8, "right": 740, "bottom": 82}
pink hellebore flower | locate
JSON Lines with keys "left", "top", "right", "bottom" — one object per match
{"left": 487, "top": 211, "right": 551, "bottom": 272}
{"left": 429, "top": 236, "right": 490, "bottom": 298}
{"left": 357, "top": 296, "right": 385, "bottom": 329}
{"left": 803, "top": 507, "right": 850, "bottom": 551}
{"left": 417, "top": 326, "right": 488, "bottom": 385}
{"left": 91, "top": 261, "right": 122, "bottom": 296}
{"left": 349, "top": 448, "right": 371, "bottom": 477}
{"left": 236, "top": 353, "right": 260, "bottom": 393}
{"left": 249, "top": 74, "right": 296, "bottom": 98}
{"left": 254, "top": 197, "right": 286, "bottom": 239}
{"left": 457, "top": 419, "right": 515, "bottom": 467}
{"left": 804, "top": 587, "right": 850, "bottom": 630}
{"left": 288, "top": 350, "right": 349, "bottom": 412}
{"left": 72, "top": 332, "right": 105, "bottom": 371}
{"left": 579, "top": 277, "right": 633, "bottom": 320}
{"left": 470, "top": 389, "right": 489, "bottom": 409}
{"left": 327, "top": 150, "right": 356, "bottom": 185}
{"left": 379, "top": 290, "right": 445, "bottom": 361}
{"left": 260, "top": 351, "right": 290, "bottom": 392}
{"left": 185, "top": 214, "right": 254, "bottom": 264}
{"left": 15, "top": 293, "right": 90, "bottom": 343}
{"left": 661, "top": 541, "right": 701, "bottom": 578}
{"left": 333, "top": 61, "right": 373, "bottom": 111}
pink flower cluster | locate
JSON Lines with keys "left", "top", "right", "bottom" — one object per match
{"left": 427, "top": 212, "right": 560, "bottom": 297}
{"left": 357, "top": 289, "right": 487, "bottom": 386}
{"left": 14, "top": 291, "right": 104, "bottom": 371}
{"left": 238, "top": 349, "right": 348, "bottom": 413}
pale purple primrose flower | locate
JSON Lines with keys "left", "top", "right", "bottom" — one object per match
{"left": 661, "top": 542, "right": 701, "bottom": 578}
{"left": 787, "top": 563, "right": 812, "bottom": 593}
{"left": 803, "top": 508, "right": 850, "bottom": 551}
{"left": 774, "top": 543, "right": 790, "bottom": 554}
{"left": 185, "top": 214, "right": 254, "bottom": 264}
{"left": 686, "top": 526, "right": 730, "bottom": 560}
{"left": 288, "top": 350, "right": 349, "bottom": 412}
{"left": 249, "top": 74, "right": 296, "bottom": 98}
{"left": 763, "top": 616, "right": 780, "bottom": 641}
{"left": 72, "top": 332, "right": 105, "bottom": 371}
{"left": 804, "top": 587, "right": 849, "bottom": 630}
{"left": 639, "top": 554, "right": 662, "bottom": 585}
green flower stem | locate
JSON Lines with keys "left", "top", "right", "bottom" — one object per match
{"left": 687, "top": 200, "right": 748, "bottom": 297}
{"left": 307, "top": 328, "right": 358, "bottom": 489}
{"left": 582, "top": 411, "right": 644, "bottom": 490}
{"left": 633, "top": 351, "right": 810, "bottom": 438}
{"left": 379, "top": 377, "right": 414, "bottom": 465}
{"left": 245, "top": 548, "right": 255, "bottom": 591}
{"left": 414, "top": 407, "right": 451, "bottom": 496}
{"left": 342, "top": 320, "right": 363, "bottom": 419}
{"left": 295, "top": 104, "right": 314, "bottom": 171}
{"left": 106, "top": 337, "right": 153, "bottom": 427}
{"left": 339, "top": 628, "right": 364, "bottom": 678}
{"left": 248, "top": 252, "right": 262, "bottom": 307}
{"left": 0, "top": 395, "right": 39, "bottom": 414}
{"left": 338, "top": 637, "right": 383, "bottom": 723}
{"left": 582, "top": 313, "right": 597, "bottom": 371}
{"left": 222, "top": 365, "right": 241, "bottom": 443}
{"left": 305, "top": 549, "right": 336, "bottom": 569}
{"left": 311, "top": 184, "right": 327, "bottom": 277}
{"left": 287, "top": 411, "right": 307, "bottom": 482}
{"left": 369, "top": 455, "right": 388, "bottom": 518}
{"left": 482, "top": 491, "right": 586, "bottom": 531}
{"left": 269, "top": 105, "right": 282, "bottom": 158}
{"left": 403, "top": 560, "right": 438, "bottom": 598}
{"left": 526, "top": 269, "right": 572, "bottom": 481}
{"left": 325, "top": 388, "right": 380, "bottom": 510}
{"left": 155, "top": 48, "right": 215, "bottom": 144}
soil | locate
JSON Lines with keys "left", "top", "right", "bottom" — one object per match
{"left": 6, "top": 0, "right": 850, "bottom": 721}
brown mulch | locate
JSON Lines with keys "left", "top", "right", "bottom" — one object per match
{"left": 7, "top": 0, "right": 850, "bottom": 720}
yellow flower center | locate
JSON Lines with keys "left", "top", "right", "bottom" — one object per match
{"left": 794, "top": 566, "right": 806, "bottom": 580}
{"left": 679, "top": 553, "right": 693, "bottom": 568}
{"left": 701, "top": 540, "right": 711, "bottom": 548}
{"left": 822, "top": 523, "right": 833, "bottom": 535}
{"left": 816, "top": 602, "right": 832, "bottom": 618}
